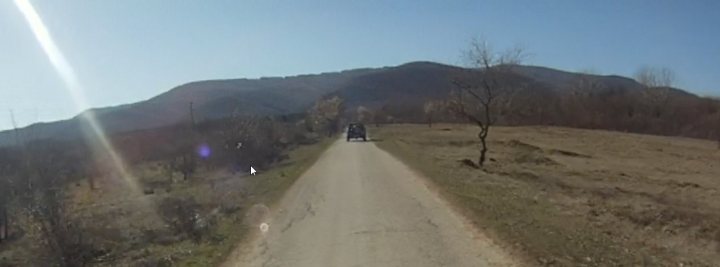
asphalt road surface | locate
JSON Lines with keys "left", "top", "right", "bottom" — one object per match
{"left": 229, "top": 137, "right": 515, "bottom": 267}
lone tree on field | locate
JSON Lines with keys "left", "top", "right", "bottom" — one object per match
{"left": 449, "top": 38, "right": 526, "bottom": 167}
{"left": 423, "top": 100, "right": 439, "bottom": 128}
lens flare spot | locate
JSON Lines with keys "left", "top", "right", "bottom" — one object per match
{"left": 198, "top": 144, "right": 211, "bottom": 158}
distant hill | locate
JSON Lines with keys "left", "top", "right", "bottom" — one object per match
{"left": 0, "top": 68, "right": 379, "bottom": 146}
{"left": 0, "top": 61, "right": 711, "bottom": 146}
{"left": 335, "top": 62, "right": 464, "bottom": 108}
{"left": 511, "top": 65, "right": 641, "bottom": 92}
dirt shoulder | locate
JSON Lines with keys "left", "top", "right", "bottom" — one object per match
{"left": 372, "top": 124, "right": 720, "bottom": 266}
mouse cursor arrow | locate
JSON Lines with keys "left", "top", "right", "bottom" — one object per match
{"left": 250, "top": 166, "right": 257, "bottom": 175}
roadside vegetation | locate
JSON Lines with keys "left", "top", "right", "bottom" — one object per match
{"left": 374, "top": 124, "right": 720, "bottom": 266}
{"left": 0, "top": 97, "right": 343, "bottom": 266}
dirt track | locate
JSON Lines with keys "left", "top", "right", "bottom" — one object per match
{"left": 228, "top": 137, "right": 515, "bottom": 267}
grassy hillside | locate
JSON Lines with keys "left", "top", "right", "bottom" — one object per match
{"left": 373, "top": 124, "right": 720, "bottom": 266}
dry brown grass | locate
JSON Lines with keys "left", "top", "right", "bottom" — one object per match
{"left": 373, "top": 124, "right": 720, "bottom": 266}
{"left": 0, "top": 139, "right": 334, "bottom": 266}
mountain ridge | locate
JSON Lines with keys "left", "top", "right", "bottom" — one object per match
{"left": 0, "top": 61, "right": 702, "bottom": 146}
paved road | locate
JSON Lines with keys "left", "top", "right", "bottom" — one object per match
{"left": 230, "top": 138, "right": 514, "bottom": 267}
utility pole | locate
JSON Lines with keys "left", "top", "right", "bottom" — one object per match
{"left": 3, "top": 110, "right": 21, "bottom": 242}
{"left": 189, "top": 102, "right": 196, "bottom": 129}
{"left": 183, "top": 101, "right": 198, "bottom": 179}
{"left": 9, "top": 110, "right": 31, "bottom": 191}
{"left": 9, "top": 110, "right": 21, "bottom": 146}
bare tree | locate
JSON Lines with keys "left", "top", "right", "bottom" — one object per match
{"left": 423, "top": 100, "right": 437, "bottom": 128}
{"left": 355, "top": 106, "right": 374, "bottom": 125}
{"left": 635, "top": 66, "right": 677, "bottom": 118}
{"left": 372, "top": 105, "right": 390, "bottom": 127}
{"left": 218, "top": 115, "right": 284, "bottom": 171}
{"left": 634, "top": 66, "right": 676, "bottom": 88}
{"left": 562, "top": 71, "right": 608, "bottom": 127}
{"left": 308, "top": 96, "right": 344, "bottom": 137}
{"left": 423, "top": 100, "right": 446, "bottom": 128}
{"left": 449, "top": 38, "right": 526, "bottom": 166}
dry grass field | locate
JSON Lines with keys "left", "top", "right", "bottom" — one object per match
{"left": 373, "top": 124, "right": 720, "bottom": 266}
{"left": 0, "top": 139, "right": 333, "bottom": 266}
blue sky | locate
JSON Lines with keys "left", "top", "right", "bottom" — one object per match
{"left": 1, "top": 0, "right": 718, "bottom": 130}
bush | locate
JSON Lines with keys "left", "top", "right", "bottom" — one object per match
{"left": 158, "top": 197, "right": 211, "bottom": 243}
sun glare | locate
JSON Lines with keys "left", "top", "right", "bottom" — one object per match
{"left": 13, "top": 0, "right": 141, "bottom": 195}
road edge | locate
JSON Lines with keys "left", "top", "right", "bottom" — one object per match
{"left": 219, "top": 137, "right": 338, "bottom": 267}
{"left": 372, "top": 135, "right": 529, "bottom": 267}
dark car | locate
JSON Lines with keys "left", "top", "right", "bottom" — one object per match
{"left": 347, "top": 123, "right": 367, "bottom": 141}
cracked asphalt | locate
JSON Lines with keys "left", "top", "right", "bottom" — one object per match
{"left": 229, "top": 137, "right": 515, "bottom": 267}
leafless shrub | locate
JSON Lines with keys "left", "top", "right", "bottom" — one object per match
{"left": 158, "top": 197, "right": 211, "bottom": 243}
{"left": 12, "top": 140, "right": 100, "bottom": 266}
{"left": 177, "top": 154, "right": 196, "bottom": 180}
{"left": 27, "top": 186, "right": 96, "bottom": 266}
